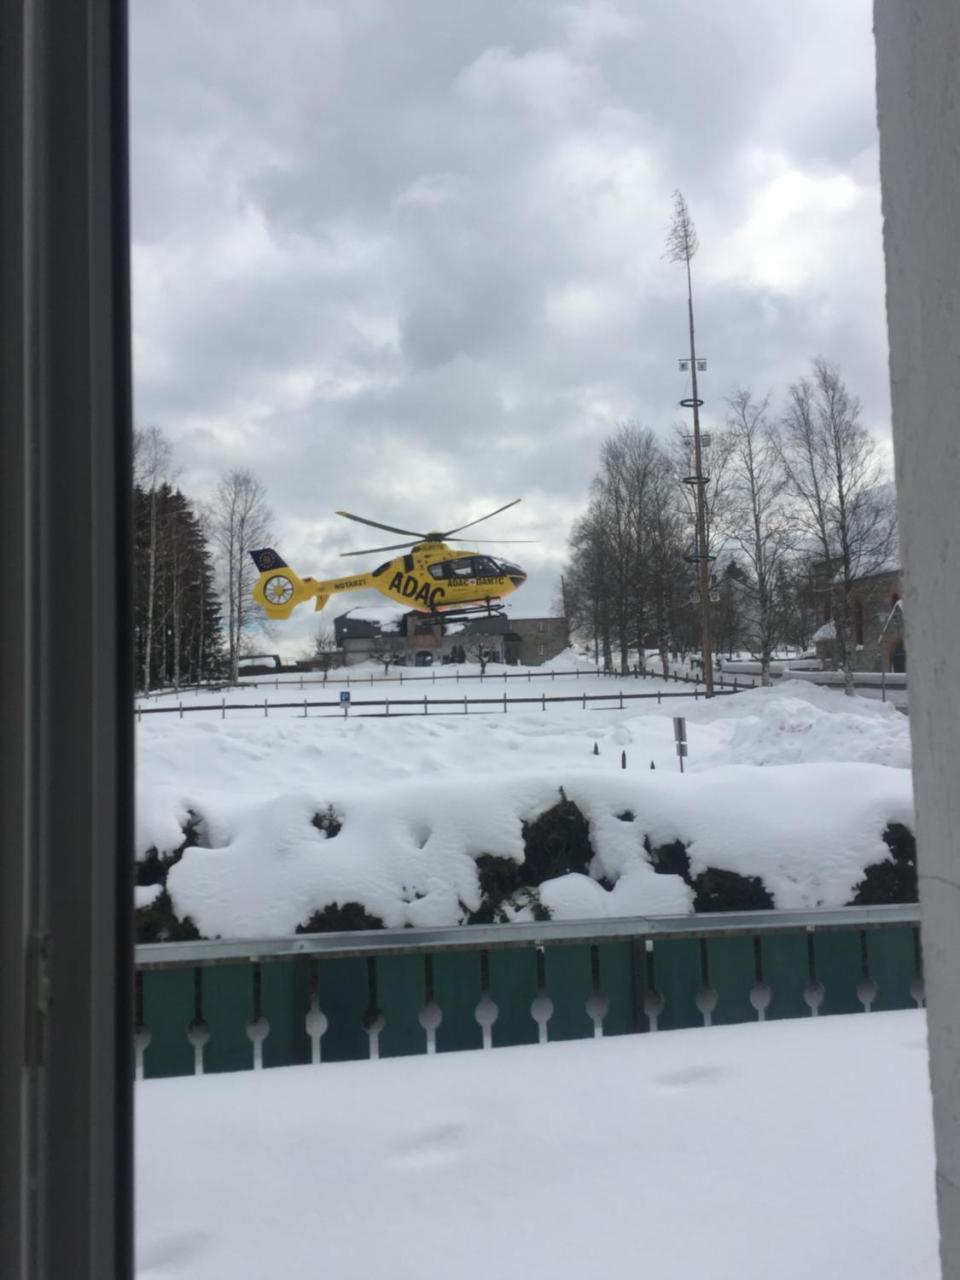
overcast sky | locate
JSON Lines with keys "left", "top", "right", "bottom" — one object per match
{"left": 130, "top": 0, "right": 888, "bottom": 650}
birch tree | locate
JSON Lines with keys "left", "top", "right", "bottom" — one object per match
{"left": 208, "top": 469, "right": 273, "bottom": 683}
{"left": 726, "top": 388, "right": 792, "bottom": 684}
{"left": 134, "top": 426, "right": 174, "bottom": 691}
{"left": 779, "top": 359, "right": 897, "bottom": 693}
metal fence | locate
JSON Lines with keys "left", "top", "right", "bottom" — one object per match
{"left": 135, "top": 904, "right": 923, "bottom": 1079}
{"left": 137, "top": 664, "right": 702, "bottom": 699}
{"left": 135, "top": 684, "right": 740, "bottom": 721}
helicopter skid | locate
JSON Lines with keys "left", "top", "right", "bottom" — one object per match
{"left": 416, "top": 600, "right": 506, "bottom": 624}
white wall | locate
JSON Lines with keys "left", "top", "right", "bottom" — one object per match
{"left": 876, "top": 4, "right": 960, "bottom": 1273}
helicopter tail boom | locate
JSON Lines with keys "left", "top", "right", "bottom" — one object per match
{"left": 250, "top": 549, "right": 371, "bottom": 619}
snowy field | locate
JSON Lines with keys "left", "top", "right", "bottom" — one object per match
{"left": 135, "top": 667, "right": 914, "bottom": 935}
{"left": 137, "top": 670, "right": 911, "bottom": 798}
{"left": 136, "top": 1010, "right": 938, "bottom": 1280}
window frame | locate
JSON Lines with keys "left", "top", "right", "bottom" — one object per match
{"left": 1, "top": 2, "right": 135, "bottom": 1276}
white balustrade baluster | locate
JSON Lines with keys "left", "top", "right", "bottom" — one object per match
{"left": 418, "top": 1000, "right": 442, "bottom": 1055}
{"left": 134, "top": 1025, "right": 151, "bottom": 1081}
{"left": 749, "top": 982, "right": 772, "bottom": 1022}
{"left": 474, "top": 993, "right": 498, "bottom": 1050}
{"left": 364, "top": 1008, "right": 384, "bottom": 1060}
{"left": 531, "top": 989, "right": 554, "bottom": 1045}
{"left": 643, "top": 987, "right": 664, "bottom": 1032}
{"left": 585, "top": 989, "right": 608, "bottom": 1039}
{"left": 696, "top": 983, "right": 718, "bottom": 1028}
{"left": 187, "top": 1020, "right": 210, "bottom": 1076}
{"left": 857, "top": 977, "right": 878, "bottom": 1013}
{"left": 305, "top": 994, "right": 328, "bottom": 1064}
{"left": 246, "top": 1016, "right": 270, "bottom": 1070}
{"left": 804, "top": 981, "right": 825, "bottom": 1017}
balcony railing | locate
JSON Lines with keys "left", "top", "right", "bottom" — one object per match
{"left": 134, "top": 904, "right": 923, "bottom": 1079}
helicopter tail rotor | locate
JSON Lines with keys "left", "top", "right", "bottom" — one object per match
{"left": 250, "top": 549, "right": 327, "bottom": 620}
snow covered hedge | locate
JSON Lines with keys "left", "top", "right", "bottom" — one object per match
{"left": 135, "top": 764, "right": 916, "bottom": 940}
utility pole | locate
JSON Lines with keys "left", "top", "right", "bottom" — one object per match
{"left": 667, "top": 191, "right": 715, "bottom": 696}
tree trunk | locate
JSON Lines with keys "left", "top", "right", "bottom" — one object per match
{"left": 143, "top": 486, "right": 157, "bottom": 691}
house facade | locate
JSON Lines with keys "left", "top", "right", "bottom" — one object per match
{"left": 334, "top": 608, "right": 569, "bottom": 668}
{"left": 810, "top": 564, "right": 906, "bottom": 672}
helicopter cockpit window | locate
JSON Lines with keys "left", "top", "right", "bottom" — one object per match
{"left": 429, "top": 557, "right": 477, "bottom": 581}
{"left": 449, "top": 559, "right": 477, "bottom": 579}
{"left": 472, "top": 556, "right": 501, "bottom": 576}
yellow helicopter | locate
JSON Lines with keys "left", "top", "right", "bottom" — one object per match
{"left": 250, "top": 499, "right": 531, "bottom": 622}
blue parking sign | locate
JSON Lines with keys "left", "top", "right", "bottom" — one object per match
{"left": 339, "top": 690, "right": 351, "bottom": 704}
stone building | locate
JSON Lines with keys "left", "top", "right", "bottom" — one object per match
{"left": 502, "top": 616, "right": 569, "bottom": 666}
{"left": 334, "top": 607, "right": 569, "bottom": 668}
{"left": 810, "top": 563, "right": 906, "bottom": 672}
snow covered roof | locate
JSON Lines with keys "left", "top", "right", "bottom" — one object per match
{"left": 811, "top": 621, "right": 836, "bottom": 643}
{"left": 342, "top": 606, "right": 408, "bottom": 626}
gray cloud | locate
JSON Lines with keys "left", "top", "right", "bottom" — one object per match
{"left": 130, "top": 0, "right": 889, "bottom": 637}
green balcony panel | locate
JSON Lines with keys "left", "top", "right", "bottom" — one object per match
{"left": 649, "top": 938, "right": 701, "bottom": 1031}
{"left": 813, "top": 931, "right": 863, "bottom": 1016}
{"left": 203, "top": 965, "right": 257, "bottom": 1073}
{"left": 142, "top": 967, "right": 194, "bottom": 1079}
{"left": 377, "top": 953, "right": 429, "bottom": 1059}
{"left": 433, "top": 951, "right": 484, "bottom": 1054}
{"left": 757, "top": 934, "right": 809, "bottom": 1021}
{"left": 543, "top": 946, "right": 594, "bottom": 1042}
{"left": 261, "top": 959, "right": 312, "bottom": 1069}
{"left": 489, "top": 948, "right": 539, "bottom": 1048}
{"left": 597, "top": 942, "right": 634, "bottom": 1036}
{"left": 866, "top": 927, "right": 921, "bottom": 1012}
{"left": 705, "top": 936, "right": 757, "bottom": 1026}
{"left": 316, "top": 956, "right": 370, "bottom": 1062}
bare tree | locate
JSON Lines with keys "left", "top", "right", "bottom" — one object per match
{"left": 564, "top": 499, "right": 615, "bottom": 670}
{"left": 645, "top": 450, "right": 689, "bottom": 675}
{"left": 368, "top": 632, "right": 405, "bottom": 675}
{"left": 563, "top": 431, "right": 690, "bottom": 675}
{"left": 208, "top": 469, "right": 273, "bottom": 683}
{"left": 779, "top": 359, "right": 897, "bottom": 693}
{"left": 310, "top": 624, "right": 341, "bottom": 675}
{"left": 134, "top": 425, "right": 175, "bottom": 691}
{"left": 464, "top": 634, "right": 499, "bottom": 675}
{"left": 726, "top": 388, "right": 793, "bottom": 684}
{"left": 776, "top": 554, "right": 820, "bottom": 653}
{"left": 595, "top": 430, "right": 637, "bottom": 672}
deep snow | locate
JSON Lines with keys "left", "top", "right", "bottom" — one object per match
{"left": 136, "top": 674, "right": 912, "bottom": 936}
{"left": 157, "top": 761, "right": 912, "bottom": 936}
{"left": 135, "top": 1010, "right": 938, "bottom": 1280}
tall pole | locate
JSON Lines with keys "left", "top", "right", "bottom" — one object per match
{"left": 684, "top": 253, "right": 715, "bottom": 696}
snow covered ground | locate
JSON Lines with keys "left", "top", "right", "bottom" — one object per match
{"left": 137, "top": 675, "right": 910, "bottom": 808}
{"left": 136, "top": 1010, "right": 938, "bottom": 1280}
{"left": 136, "top": 672, "right": 913, "bottom": 935}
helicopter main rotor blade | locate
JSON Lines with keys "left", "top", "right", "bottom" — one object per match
{"left": 339, "top": 540, "right": 421, "bottom": 557}
{"left": 445, "top": 538, "right": 538, "bottom": 544}
{"left": 441, "top": 498, "right": 522, "bottom": 538}
{"left": 336, "top": 510, "right": 426, "bottom": 539}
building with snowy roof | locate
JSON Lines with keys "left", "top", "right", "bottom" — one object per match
{"left": 334, "top": 607, "right": 568, "bottom": 667}
{"left": 811, "top": 563, "right": 905, "bottom": 673}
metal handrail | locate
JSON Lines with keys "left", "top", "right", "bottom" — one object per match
{"left": 136, "top": 903, "right": 922, "bottom": 969}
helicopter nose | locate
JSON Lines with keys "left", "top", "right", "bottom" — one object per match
{"left": 509, "top": 569, "right": 527, "bottom": 588}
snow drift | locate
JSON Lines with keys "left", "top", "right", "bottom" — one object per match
{"left": 137, "top": 763, "right": 914, "bottom": 938}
